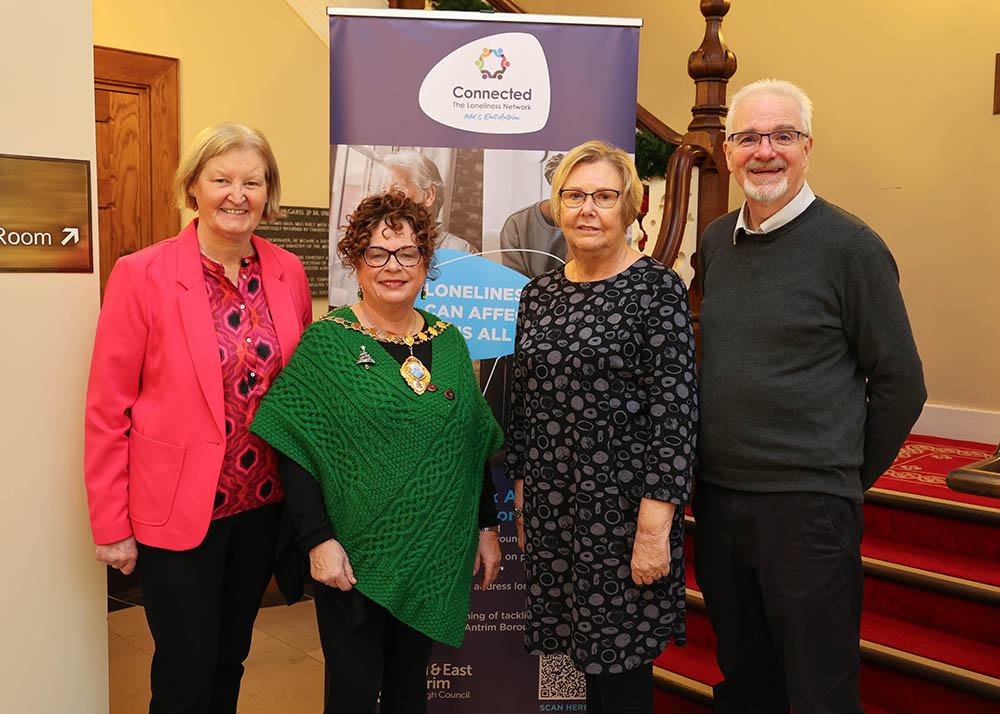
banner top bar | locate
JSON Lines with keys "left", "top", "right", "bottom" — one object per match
{"left": 326, "top": 7, "right": 643, "bottom": 28}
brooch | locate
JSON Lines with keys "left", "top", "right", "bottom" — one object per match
{"left": 356, "top": 345, "right": 375, "bottom": 370}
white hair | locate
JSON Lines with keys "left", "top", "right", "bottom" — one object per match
{"left": 381, "top": 150, "right": 445, "bottom": 219}
{"left": 726, "top": 79, "right": 814, "bottom": 137}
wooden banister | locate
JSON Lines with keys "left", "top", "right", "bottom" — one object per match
{"left": 652, "top": 143, "right": 706, "bottom": 270}
{"left": 637, "top": 105, "right": 684, "bottom": 147}
{"left": 947, "top": 446, "right": 1000, "bottom": 500}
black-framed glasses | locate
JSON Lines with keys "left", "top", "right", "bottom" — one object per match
{"left": 726, "top": 130, "right": 807, "bottom": 150}
{"left": 362, "top": 245, "right": 423, "bottom": 268}
{"left": 558, "top": 189, "right": 621, "bottom": 209}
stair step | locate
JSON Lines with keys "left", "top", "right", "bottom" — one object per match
{"left": 866, "top": 486, "right": 1000, "bottom": 527}
{"left": 651, "top": 666, "right": 713, "bottom": 708}
{"left": 861, "top": 611, "right": 1000, "bottom": 679}
{"left": 860, "top": 641, "right": 1000, "bottom": 712}
{"left": 863, "top": 534, "right": 1000, "bottom": 587}
{"left": 862, "top": 501, "right": 1000, "bottom": 574}
{"left": 864, "top": 571, "right": 1000, "bottom": 647}
{"left": 656, "top": 604, "right": 721, "bottom": 686}
{"left": 863, "top": 556, "right": 1000, "bottom": 607}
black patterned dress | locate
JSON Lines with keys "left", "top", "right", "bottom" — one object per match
{"left": 505, "top": 256, "right": 698, "bottom": 675}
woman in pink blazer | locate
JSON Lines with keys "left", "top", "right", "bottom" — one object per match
{"left": 84, "top": 123, "right": 312, "bottom": 713}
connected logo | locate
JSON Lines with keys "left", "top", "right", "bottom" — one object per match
{"left": 418, "top": 32, "right": 549, "bottom": 134}
{"left": 475, "top": 47, "right": 510, "bottom": 79}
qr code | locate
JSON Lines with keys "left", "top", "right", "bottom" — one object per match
{"left": 538, "top": 654, "right": 586, "bottom": 700}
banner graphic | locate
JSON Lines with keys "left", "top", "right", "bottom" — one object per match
{"left": 328, "top": 9, "right": 640, "bottom": 712}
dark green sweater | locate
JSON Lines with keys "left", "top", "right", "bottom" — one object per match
{"left": 251, "top": 307, "right": 503, "bottom": 646}
{"left": 697, "top": 197, "right": 926, "bottom": 502}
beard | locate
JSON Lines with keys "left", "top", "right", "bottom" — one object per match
{"left": 740, "top": 159, "right": 789, "bottom": 206}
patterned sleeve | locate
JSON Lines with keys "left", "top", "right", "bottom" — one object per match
{"left": 503, "top": 289, "right": 531, "bottom": 481}
{"left": 640, "top": 266, "right": 698, "bottom": 503}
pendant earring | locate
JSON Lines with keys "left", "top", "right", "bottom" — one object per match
{"left": 420, "top": 283, "right": 427, "bottom": 300}
{"left": 357, "top": 285, "right": 364, "bottom": 301}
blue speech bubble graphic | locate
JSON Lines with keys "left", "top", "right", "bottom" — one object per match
{"left": 416, "top": 249, "right": 529, "bottom": 360}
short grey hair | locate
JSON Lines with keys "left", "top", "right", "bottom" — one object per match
{"left": 381, "top": 150, "right": 445, "bottom": 219}
{"left": 726, "top": 79, "right": 814, "bottom": 138}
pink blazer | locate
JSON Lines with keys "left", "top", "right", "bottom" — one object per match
{"left": 84, "top": 220, "right": 312, "bottom": 550}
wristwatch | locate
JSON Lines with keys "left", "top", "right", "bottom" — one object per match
{"left": 480, "top": 524, "right": 500, "bottom": 533}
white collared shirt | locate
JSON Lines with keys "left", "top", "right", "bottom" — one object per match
{"left": 732, "top": 182, "right": 816, "bottom": 244}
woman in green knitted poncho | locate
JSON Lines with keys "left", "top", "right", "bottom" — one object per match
{"left": 251, "top": 191, "right": 502, "bottom": 714}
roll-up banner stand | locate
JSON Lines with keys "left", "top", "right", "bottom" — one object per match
{"left": 328, "top": 9, "right": 640, "bottom": 711}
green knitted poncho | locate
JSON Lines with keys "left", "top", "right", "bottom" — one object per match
{"left": 251, "top": 307, "right": 503, "bottom": 646}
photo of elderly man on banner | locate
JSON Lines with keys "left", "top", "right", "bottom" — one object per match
{"left": 319, "top": 7, "right": 646, "bottom": 713}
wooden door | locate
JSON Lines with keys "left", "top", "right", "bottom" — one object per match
{"left": 94, "top": 47, "right": 180, "bottom": 301}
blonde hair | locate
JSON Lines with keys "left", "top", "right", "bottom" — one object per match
{"left": 174, "top": 122, "right": 283, "bottom": 220}
{"left": 549, "top": 141, "right": 643, "bottom": 228}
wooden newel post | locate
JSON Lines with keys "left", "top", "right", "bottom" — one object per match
{"left": 685, "top": 0, "right": 737, "bottom": 310}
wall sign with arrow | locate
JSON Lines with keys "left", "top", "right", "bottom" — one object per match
{"left": 0, "top": 154, "right": 93, "bottom": 273}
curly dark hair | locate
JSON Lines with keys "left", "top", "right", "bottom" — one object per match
{"left": 338, "top": 191, "right": 438, "bottom": 276}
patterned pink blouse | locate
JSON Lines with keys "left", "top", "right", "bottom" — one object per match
{"left": 202, "top": 252, "right": 284, "bottom": 519}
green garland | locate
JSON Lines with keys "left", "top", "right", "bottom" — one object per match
{"left": 430, "top": 0, "right": 495, "bottom": 10}
{"left": 635, "top": 128, "right": 676, "bottom": 181}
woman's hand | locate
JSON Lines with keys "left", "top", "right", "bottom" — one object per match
{"left": 309, "top": 538, "right": 356, "bottom": 591}
{"left": 630, "top": 498, "right": 677, "bottom": 586}
{"left": 630, "top": 529, "right": 672, "bottom": 585}
{"left": 473, "top": 530, "right": 502, "bottom": 589}
{"left": 96, "top": 536, "right": 138, "bottom": 575}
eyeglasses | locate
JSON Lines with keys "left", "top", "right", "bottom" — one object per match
{"left": 362, "top": 245, "right": 423, "bottom": 268}
{"left": 726, "top": 130, "right": 807, "bottom": 150}
{"left": 558, "top": 189, "right": 621, "bottom": 209}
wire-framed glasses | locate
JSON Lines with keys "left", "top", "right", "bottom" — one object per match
{"left": 362, "top": 245, "right": 423, "bottom": 268}
{"left": 726, "top": 130, "right": 807, "bottom": 150}
{"left": 558, "top": 189, "right": 622, "bottom": 209}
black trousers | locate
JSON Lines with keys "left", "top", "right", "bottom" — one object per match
{"left": 137, "top": 503, "right": 281, "bottom": 714}
{"left": 312, "top": 583, "right": 435, "bottom": 714}
{"left": 693, "top": 481, "right": 865, "bottom": 714}
{"left": 585, "top": 663, "right": 655, "bottom": 714}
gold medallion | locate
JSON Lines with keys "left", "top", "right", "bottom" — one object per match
{"left": 400, "top": 355, "right": 431, "bottom": 395}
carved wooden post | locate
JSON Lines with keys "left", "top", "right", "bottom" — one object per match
{"left": 685, "top": 0, "right": 737, "bottom": 310}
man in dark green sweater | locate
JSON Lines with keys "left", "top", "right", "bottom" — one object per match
{"left": 694, "top": 79, "right": 926, "bottom": 714}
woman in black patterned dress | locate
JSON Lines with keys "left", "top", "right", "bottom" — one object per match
{"left": 505, "top": 141, "right": 698, "bottom": 714}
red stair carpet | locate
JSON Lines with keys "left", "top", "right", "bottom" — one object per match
{"left": 653, "top": 434, "right": 1000, "bottom": 713}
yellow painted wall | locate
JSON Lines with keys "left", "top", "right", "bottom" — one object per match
{"left": 0, "top": 2, "right": 109, "bottom": 712}
{"left": 96, "top": 0, "right": 1000, "bottom": 412}
{"left": 528, "top": 0, "right": 1000, "bottom": 413}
